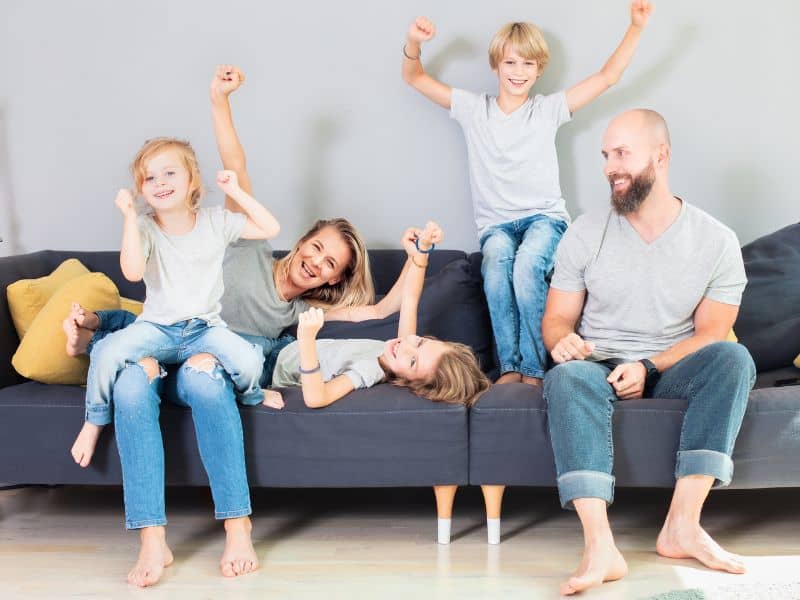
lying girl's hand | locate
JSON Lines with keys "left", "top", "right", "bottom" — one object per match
{"left": 262, "top": 389, "right": 285, "bottom": 409}
{"left": 417, "top": 221, "right": 443, "bottom": 250}
{"left": 401, "top": 226, "right": 424, "bottom": 256}
{"left": 297, "top": 307, "right": 325, "bottom": 341}
{"left": 216, "top": 170, "right": 240, "bottom": 195}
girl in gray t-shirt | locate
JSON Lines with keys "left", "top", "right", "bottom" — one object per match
{"left": 260, "top": 223, "right": 490, "bottom": 410}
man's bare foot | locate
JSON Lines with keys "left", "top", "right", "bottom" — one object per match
{"left": 495, "top": 372, "right": 522, "bottom": 384}
{"left": 221, "top": 516, "right": 259, "bottom": 577}
{"left": 656, "top": 516, "right": 745, "bottom": 574}
{"left": 70, "top": 422, "right": 104, "bottom": 467}
{"left": 521, "top": 376, "right": 543, "bottom": 388}
{"left": 561, "top": 534, "right": 628, "bottom": 596}
{"left": 62, "top": 303, "right": 98, "bottom": 356}
{"left": 128, "top": 526, "right": 173, "bottom": 588}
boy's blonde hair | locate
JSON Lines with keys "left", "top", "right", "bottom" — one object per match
{"left": 386, "top": 339, "right": 490, "bottom": 407}
{"left": 131, "top": 138, "right": 204, "bottom": 211}
{"left": 276, "top": 218, "right": 375, "bottom": 309}
{"left": 488, "top": 22, "right": 550, "bottom": 72}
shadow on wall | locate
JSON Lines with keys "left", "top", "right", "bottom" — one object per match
{"left": 425, "top": 36, "right": 476, "bottom": 80}
{"left": 0, "top": 101, "right": 21, "bottom": 257}
{"left": 545, "top": 25, "right": 699, "bottom": 218}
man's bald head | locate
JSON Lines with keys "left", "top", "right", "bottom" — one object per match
{"left": 607, "top": 109, "right": 671, "bottom": 149}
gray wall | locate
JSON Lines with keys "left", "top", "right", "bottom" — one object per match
{"left": 1, "top": 0, "right": 797, "bottom": 257}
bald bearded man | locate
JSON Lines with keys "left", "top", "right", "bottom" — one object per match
{"left": 542, "top": 109, "right": 756, "bottom": 595}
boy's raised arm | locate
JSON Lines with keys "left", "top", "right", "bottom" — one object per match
{"left": 402, "top": 17, "right": 453, "bottom": 109}
{"left": 565, "top": 0, "right": 653, "bottom": 114}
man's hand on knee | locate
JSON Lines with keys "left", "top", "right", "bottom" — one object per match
{"left": 607, "top": 362, "right": 646, "bottom": 399}
{"left": 551, "top": 333, "right": 595, "bottom": 364}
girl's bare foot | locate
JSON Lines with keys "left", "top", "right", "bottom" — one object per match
{"left": 70, "top": 422, "right": 104, "bottom": 467}
{"left": 62, "top": 303, "right": 98, "bottom": 356}
{"left": 495, "top": 372, "right": 522, "bottom": 384}
{"left": 561, "top": 534, "right": 628, "bottom": 595}
{"left": 656, "top": 516, "right": 746, "bottom": 574}
{"left": 221, "top": 517, "right": 259, "bottom": 577}
{"left": 521, "top": 375, "right": 543, "bottom": 387}
{"left": 71, "top": 302, "right": 100, "bottom": 330}
{"left": 128, "top": 526, "right": 173, "bottom": 588}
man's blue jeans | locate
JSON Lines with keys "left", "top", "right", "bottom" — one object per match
{"left": 544, "top": 342, "right": 756, "bottom": 509}
{"left": 480, "top": 214, "right": 567, "bottom": 379}
{"left": 85, "top": 315, "right": 264, "bottom": 425}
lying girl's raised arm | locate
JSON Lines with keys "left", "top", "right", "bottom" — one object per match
{"left": 397, "top": 222, "right": 443, "bottom": 338}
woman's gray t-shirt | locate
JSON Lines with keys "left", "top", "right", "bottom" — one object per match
{"left": 220, "top": 239, "right": 308, "bottom": 338}
{"left": 271, "top": 339, "right": 386, "bottom": 390}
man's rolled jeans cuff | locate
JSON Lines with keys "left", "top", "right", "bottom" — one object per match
{"left": 126, "top": 517, "right": 167, "bottom": 530}
{"left": 557, "top": 470, "right": 615, "bottom": 510}
{"left": 215, "top": 507, "right": 252, "bottom": 520}
{"left": 675, "top": 449, "right": 734, "bottom": 488}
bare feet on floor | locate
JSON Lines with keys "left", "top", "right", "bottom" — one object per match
{"left": 62, "top": 302, "right": 98, "bottom": 356}
{"left": 495, "top": 372, "right": 522, "bottom": 384}
{"left": 561, "top": 534, "right": 628, "bottom": 596}
{"left": 221, "top": 517, "right": 259, "bottom": 577}
{"left": 70, "top": 422, "right": 104, "bottom": 467}
{"left": 521, "top": 375, "right": 543, "bottom": 388}
{"left": 656, "top": 516, "right": 745, "bottom": 574}
{"left": 128, "top": 526, "right": 173, "bottom": 588}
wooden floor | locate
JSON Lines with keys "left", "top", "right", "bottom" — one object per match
{"left": 1, "top": 485, "right": 798, "bottom": 599}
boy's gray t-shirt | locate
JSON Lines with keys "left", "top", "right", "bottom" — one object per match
{"left": 271, "top": 339, "right": 386, "bottom": 390}
{"left": 220, "top": 239, "right": 309, "bottom": 338}
{"left": 137, "top": 206, "right": 246, "bottom": 326}
{"left": 450, "top": 88, "right": 572, "bottom": 238}
{"left": 550, "top": 201, "right": 747, "bottom": 361}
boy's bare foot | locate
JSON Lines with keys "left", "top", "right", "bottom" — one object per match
{"left": 495, "top": 372, "right": 522, "bottom": 384}
{"left": 70, "top": 422, "right": 104, "bottom": 467}
{"left": 70, "top": 302, "right": 100, "bottom": 330}
{"left": 262, "top": 389, "right": 285, "bottom": 409}
{"left": 128, "top": 526, "right": 173, "bottom": 588}
{"left": 221, "top": 516, "right": 259, "bottom": 577}
{"left": 561, "top": 534, "right": 628, "bottom": 595}
{"left": 62, "top": 302, "right": 99, "bottom": 356}
{"left": 521, "top": 376, "right": 543, "bottom": 388}
{"left": 656, "top": 516, "right": 745, "bottom": 574}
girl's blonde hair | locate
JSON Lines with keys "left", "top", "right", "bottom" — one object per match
{"left": 488, "top": 22, "right": 550, "bottom": 72}
{"left": 276, "top": 218, "right": 375, "bottom": 309}
{"left": 131, "top": 138, "right": 204, "bottom": 211}
{"left": 385, "top": 339, "right": 490, "bottom": 407}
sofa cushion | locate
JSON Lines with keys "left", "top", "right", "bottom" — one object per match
{"left": 736, "top": 223, "right": 800, "bottom": 370}
{"left": 6, "top": 258, "right": 90, "bottom": 339}
{"left": 12, "top": 272, "right": 121, "bottom": 384}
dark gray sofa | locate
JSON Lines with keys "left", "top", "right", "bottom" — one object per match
{"left": 1, "top": 230, "right": 799, "bottom": 528}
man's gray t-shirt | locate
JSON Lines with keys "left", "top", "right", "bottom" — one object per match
{"left": 137, "top": 207, "right": 246, "bottom": 326}
{"left": 450, "top": 88, "right": 572, "bottom": 238}
{"left": 220, "top": 239, "right": 309, "bottom": 338}
{"left": 271, "top": 339, "right": 386, "bottom": 390}
{"left": 551, "top": 201, "right": 747, "bottom": 361}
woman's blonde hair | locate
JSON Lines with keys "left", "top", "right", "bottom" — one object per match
{"left": 488, "top": 22, "right": 550, "bottom": 72}
{"left": 385, "top": 339, "right": 490, "bottom": 407}
{"left": 275, "top": 218, "right": 375, "bottom": 309}
{"left": 131, "top": 137, "right": 204, "bottom": 211}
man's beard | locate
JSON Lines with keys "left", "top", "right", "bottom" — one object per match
{"left": 609, "top": 162, "right": 656, "bottom": 214}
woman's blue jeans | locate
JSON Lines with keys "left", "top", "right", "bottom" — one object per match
{"left": 543, "top": 342, "right": 756, "bottom": 509}
{"left": 480, "top": 214, "right": 567, "bottom": 379}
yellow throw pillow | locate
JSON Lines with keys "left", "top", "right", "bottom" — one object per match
{"left": 726, "top": 329, "right": 738, "bottom": 343}
{"left": 120, "top": 296, "right": 144, "bottom": 316}
{"left": 6, "top": 259, "right": 90, "bottom": 339}
{"left": 794, "top": 354, "right": 799, "bottom": 369}
{"left": 12, "top": 272, "right": 121, "bottom": 385}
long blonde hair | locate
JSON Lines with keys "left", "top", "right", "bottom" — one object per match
{"left": 384, "top": 339, "right": 490, "bottom": 407}
{"left": 275, "top": 218, "right": 375, "bottom": 309}
{"left": 130, "top": 137, "right": 204, "bottom": 211}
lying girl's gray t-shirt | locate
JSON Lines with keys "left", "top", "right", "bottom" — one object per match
{"left": 271, "top": 339, "right": 386, "bottom": 390}
{"left": 220, "top": 239, "right": 308, "bottom": 338}
{"left": 550, "top": 200, "right": 747, "bottom": 361}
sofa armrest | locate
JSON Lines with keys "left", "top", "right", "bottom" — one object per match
{"left": 0, "top": 251, "right": 53, "bottom": 388}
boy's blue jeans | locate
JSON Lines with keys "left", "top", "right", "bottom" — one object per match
{"left": 85, "top": 313, "right": 264, "bottom": 426}
{"left": 543, "top": 342, "right": 756, "bottom": 510}
{"left": 480, "top": 214, "right": 567, "bottom": 379}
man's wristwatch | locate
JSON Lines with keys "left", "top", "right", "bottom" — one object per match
{"left": 639, "top": 358, "right": 660, "bottom": 389}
